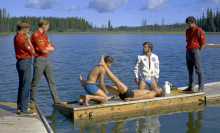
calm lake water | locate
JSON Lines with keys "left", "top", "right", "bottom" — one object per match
{"left": 0, "top": 33, "right": 220, "bottom": 133}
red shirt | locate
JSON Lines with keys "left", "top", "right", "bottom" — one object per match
{"left": 14, "top": 32, "right": 33, "bottom": 60}
{"left": 186, "top": 25, "right": 205, "bottom": 50}
{"left": 31, "top": 29, "right": 54, "bottom": 57}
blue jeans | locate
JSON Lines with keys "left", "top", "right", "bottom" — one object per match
{"left": 16, "top": 57, "right": 32, "bottom": 111}
{"left": 186, "top": 48, "right": 204, "bottom": 90}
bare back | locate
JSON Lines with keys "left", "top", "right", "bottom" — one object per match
{"left": 86, "top": 66, "right": 105, "bottom": 83}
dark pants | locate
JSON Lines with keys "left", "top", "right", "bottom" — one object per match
{"left": 16, "top": 57, "right": 32, "bottom": 111}
{"left": 186, "top": 48, "right": 204, "bottom": 90}
{"left": 30, "top": 56, "right": 60, "bottom": 104}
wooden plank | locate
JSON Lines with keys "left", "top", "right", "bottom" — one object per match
{"left": 178, "top": 81, "right": 220, "bottom": 103}
{"left": 0, "top": 102, "right": 50, "bottom": 133}
{"left": 205, "top": 44, "right": 220, "bottom": 48}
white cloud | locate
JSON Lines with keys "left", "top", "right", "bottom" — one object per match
{"left": 141, "top": 0, "right": 168, "bottom": 10}
{"left": 69, "top": 6, "right": 80, "bottom": 11}
{"left": 88, "top": 0, "right": 128, "bottom": 13}
{"left": 40, "top": 0, "right": 59, "bottom": 9}
{"left": 202, "top": 0, "right": 220, "bottom": 8}
{"left": 25, "top": 0, "right": 40, "bottom": 8}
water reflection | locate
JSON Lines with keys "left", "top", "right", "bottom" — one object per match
{"left": 135, "top": 115, "right": 160, "bottom": 133}
{"left": 186, "top": 110, "right": 204, "bottom": 133}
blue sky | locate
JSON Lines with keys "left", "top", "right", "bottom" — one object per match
{"left": 1, "top": 0, "right": 220, "bottom": 27}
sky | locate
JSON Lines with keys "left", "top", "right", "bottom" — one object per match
{"left": 0, "top": 0, "right": 220, "bottom": 27}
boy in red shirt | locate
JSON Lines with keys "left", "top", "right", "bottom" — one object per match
{"left": 14, "top": 21, "right": 35, "bottom": 115}
{"left": 30, "top": 19, "right": 66, "bottom": 108}
{"left": 183, "top": 16, "right": 205, "bottom": 92}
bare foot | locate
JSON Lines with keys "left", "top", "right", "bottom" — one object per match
{"left": 79, "top": 75, "right": 85, "bottom": 87}
{"left": 79, "top": 95, "right": 85, "bottom": 105}
{"left": 85, "top": 95, "right": 90, "bottom": 106}
{"left": 99, "top": 54, "right": 106, "bottom": 67}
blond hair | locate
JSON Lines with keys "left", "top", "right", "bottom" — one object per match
{"left": 38, "top": 19, "right": 50, "bottom": 27}
{"left": 16, "top": 21, "right": 31, "bottom": 31}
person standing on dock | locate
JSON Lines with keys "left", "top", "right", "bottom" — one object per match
{"left": 134, "top": 42, "right": 160, "bottom": 91}
{"left": 30, "top": 19, "right": 66, "bottom": 109}
{"left": 183, "top": 16, "right": 205, "bottom": 92}
{"left": 14, "top": 21, "right": 36, "bottom": 115}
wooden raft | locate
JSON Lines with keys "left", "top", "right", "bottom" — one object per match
{"left": 0, "top": 102, "right": 53, "bottom": 133}
{"left": 53, "top": 92, "right": 205, "bottom": 120}
{"left": 53, "top": 82, "right": 220, "bottom": 120}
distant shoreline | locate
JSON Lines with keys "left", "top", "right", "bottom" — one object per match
{"left": 1, "top": 31, "right": 220, "bottom": 35}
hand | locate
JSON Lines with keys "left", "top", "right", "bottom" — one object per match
{"left": 125, "top": 98, "right": 130, "bottom": 102}
{"left": 155, "top": 78, "right": 158, "bottom": 83}
{"left": 104, "top": 90, "right": 109, "bottom": 95}
{"left": 135, "top": 79, "right": 139, "bottom": 85}
{"left": 111, "top": 95, "right": 119, "bottom": 99}
{"left": 25, "top": 34, "right": 31, "bottom": 40}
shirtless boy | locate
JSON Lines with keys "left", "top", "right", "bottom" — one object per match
{"left": 79, "top": 56, "right": 114, "bottom": 105}
{"left": 80, "top": 55, "right": 165, "bottom": 104}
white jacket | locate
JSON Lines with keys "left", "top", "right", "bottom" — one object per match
{"left": 134, "top": 53, "right": 159, "bottom": 80}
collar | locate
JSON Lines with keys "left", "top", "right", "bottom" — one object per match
{"left": 36, "top": 29, "right": 44, "bottom": 36}
{"left": 17, "top": 32, "right": 25, "bottom": 37}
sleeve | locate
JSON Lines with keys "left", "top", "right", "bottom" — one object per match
{"left": 199, "top": 29, "right": 205, "bottom": 45}
{"left": 134, "top": 56, "right": 141, "bottom": 79}
{"left": 154, "top": 56, "right": 160, "bottom": 79}
{"left": 45, "top": 34, "right": 54, "bottom": 47}
{"left": 186, "top": 30, "right": 188, "bottom": 43}
{"left": 19, "top": 38, "right": 33, "bottom": 54}
{"left": 31, "top": 33, "right": 46, "bottom": 53}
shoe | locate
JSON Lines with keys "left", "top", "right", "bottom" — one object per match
{"left": 30, "top": 104, "right": 35, "bottom": 109}
{"left": 197, "top": 89, "right": 204, "bottom": 92}
{"left": 183, "top": 87, "right": 194, "bottom": 92}
{"left": 56, "top": 101, "right": 67, "bottom": 106}
{"left": 17, "top": 107, "right": 30, "bottom": 113}
{"left": 19, "top": 110, "right": 36, "bottom": 116}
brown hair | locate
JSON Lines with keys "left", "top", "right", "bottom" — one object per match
{"left": 156, "top": 88, "right": 165, "bottom": 97}
{"left": 104, "top": 56, "right": 114, "bottom": 64}
{"left": 38, "top": 19, "right": 50, "bottom": 27}
{"left": 16, "top": 21, "right": 31, "bottom": 31}
{"left": 143, "top": 42, "right": 153, "bottom": 51}
{"left": 185, "top": 16, "right": 196, "bottom": 24}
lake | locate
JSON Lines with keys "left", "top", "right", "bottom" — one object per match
{"left": 0, "top": 33, "right": 220, "bottom": 132}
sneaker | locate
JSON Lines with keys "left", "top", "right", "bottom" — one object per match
{"left": 183, "top": 87, "right": 194, "bottom": 92}
{"left": 19, "top": 110, "right": 36, "bottom": 116}
{"left": 56, "top": 101, "right": 67, "bottom": 106}
{"left": 17, "top": 107, "right": 30, "bottom": 113}
{"left": 197, "top": 89, "right": 204, "bottom": 92}
{"left": 30, "top": 104, "right": 35, "bottom": 109}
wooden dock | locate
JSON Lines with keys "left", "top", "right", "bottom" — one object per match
{"left": 0, "top": 102, "right": 53, "bottom": 133}
{"left": 205, "top": 44, "right": 220, "bottom": 48}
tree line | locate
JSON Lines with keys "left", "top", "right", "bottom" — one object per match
{"left": 0, "top": 7, "right": 219, "bottom": 33}
{"left": 0, "top": 8, "right": 93, "bottom": 33}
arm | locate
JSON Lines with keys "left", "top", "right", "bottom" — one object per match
{"left": 134, "top": 56, "right": 140, "bottom": 85}
{"left": 25, "top": 34, "right": 35, "bottom": 54}
{"left": 199, "top": 29, "right": 205, "bottom": 52}
{"left": 99, "top": 68, "right": 109, "bottom": 95}
{"left": 154, "top": 56, "right": 159, "bottom": 80}
{"left": 125, "top": 92, "right": 155, "bottom": 101}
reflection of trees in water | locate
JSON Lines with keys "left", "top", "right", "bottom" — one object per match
{"left": 135, "top": 115, "right": 160, "bottom": 133}
{"left": 186, "top": 110, "right": 204, "bottom": 133}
